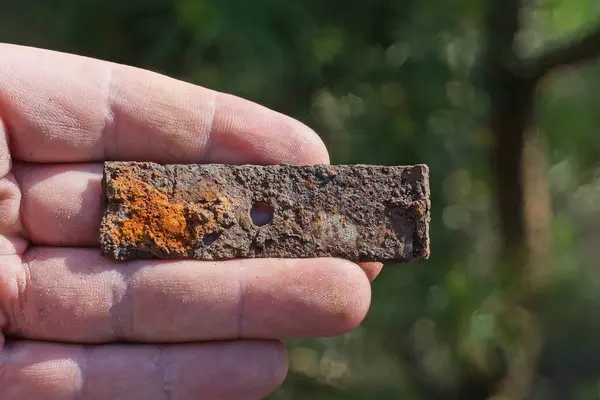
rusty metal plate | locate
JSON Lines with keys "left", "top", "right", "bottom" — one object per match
{"left": 99, "top": 161, "right": 430, "bottom": 263}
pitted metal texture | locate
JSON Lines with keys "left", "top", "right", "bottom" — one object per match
{"left": 100, "top": 161, "right": 430, "bottom": 262}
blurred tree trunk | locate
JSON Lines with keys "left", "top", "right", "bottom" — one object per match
{"left": 523, "top": 129, "right": 551, "bottom": 287}
{"left": 481, "top": 2, "right": 600, "bottom": 398}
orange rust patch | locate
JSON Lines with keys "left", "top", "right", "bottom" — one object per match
{"left": 110, "top": 175, "right": 189, "bottom": 254}
{"left": 413, "top": 200, "right": 427, "bottom": 216}
{"left": 324, "top": 166, "right": 338, "bottom": 176}
{"left": 109, "top": 173, "right": 232, "bottom": 255}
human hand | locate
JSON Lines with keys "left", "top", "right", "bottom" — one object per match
{"left": 0, "top": 44, "right": 382, "bottom": 399}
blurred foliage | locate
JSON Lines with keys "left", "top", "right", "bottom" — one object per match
{"left": 3, "top": 0, "right": 600, "bottom": 398}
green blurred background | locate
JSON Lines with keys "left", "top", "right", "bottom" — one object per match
{"left": 3, "top": 0, "right": 600, "bottom": 398}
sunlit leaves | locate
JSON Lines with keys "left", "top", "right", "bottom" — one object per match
{"left": 519, "top": 0, "right": 600, "bottom": 56}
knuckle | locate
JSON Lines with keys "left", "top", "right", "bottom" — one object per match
{"left": 0, "top": 175, "right": 23, "bottom": 237}
{"left": 0, "top": 254, "right": 27, "bottom": 337}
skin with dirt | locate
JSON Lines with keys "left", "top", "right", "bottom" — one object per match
{"left": 100, "top": 161, "right": 430, "bottom": 262}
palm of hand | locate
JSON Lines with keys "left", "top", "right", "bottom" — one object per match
{"left": 0, "top": 44, "right": 380, "bottom": 399}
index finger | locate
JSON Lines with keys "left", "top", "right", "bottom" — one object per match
{"left": 0, "top": 43, "right": 329, "bottom": 168}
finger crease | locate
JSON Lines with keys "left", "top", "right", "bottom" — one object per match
{"left": 156, "top": 346, "right": 174, "bottom": 400}
{"left": 77, "top": 345, "right": 92, "bottom": 400}
{"left": 0, "top": 106, "right": 27, "bottom": 242}
{"left": 10, "top": 168, "right": 30, "bottom": 244}
{"left": 7, "top": 251, "right": 31, "bottom": 337}
{"left": 108, "top": 272, "right": 129, "bottom": 341}
{"left": 101, "top": 64, "right": 117, "bottom": 161}
{"left": 0, "top": 81, "right": 14, "bottom": 174}
{"left": 202, "top": 91, "right": 218, "bottom": 161}
{"left": 236, "top": 267, "right": 247, "bottom": 339}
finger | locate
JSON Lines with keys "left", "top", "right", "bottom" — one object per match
{"left": 358, "top": 262, "right": 383, "bottom": 281}
{"left": 13, "top": 163, "right": 102, "bottom": 246}
{"left": 0, "top": 339, "right": 287, "bottom": 400}
{"left": 0, "top": 43, "right": 328, "bottom": 166}
{"left": 2, "top": 248, "right": 370, "bottom": 343}
{"left": 13, "top": 164, "right": 385, "bottom": 280}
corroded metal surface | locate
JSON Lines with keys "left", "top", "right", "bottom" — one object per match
{"left": 100, "top": 161, "right": 430, "bottom": 262}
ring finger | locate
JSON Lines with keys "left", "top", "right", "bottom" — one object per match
{"left": 0, "top": 339, "right": 287, "bottom": 400}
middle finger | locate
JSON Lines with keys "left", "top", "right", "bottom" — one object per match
{"left": 2, "top": 247, "right": 370, "bottom": 344}
{"left": 12, "top": 163, "right": 385, "bottom": 280}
